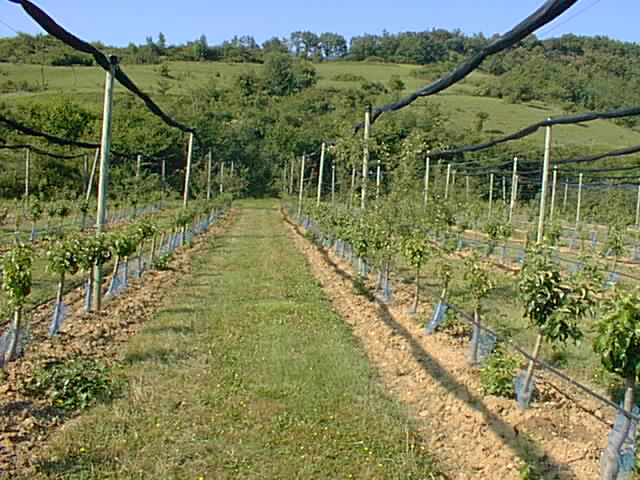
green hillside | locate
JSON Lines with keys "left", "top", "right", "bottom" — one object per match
{"left": 3, "top": 60, "right": 640, "bottom": 153}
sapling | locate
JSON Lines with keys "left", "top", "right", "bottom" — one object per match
{"left": 76, "top": 234, "right": 112, "bottom": 312}
{"left": 464, "top": 253, "right": 495, "bottom": 365}
{"left": 594, "top": 290, "right": 640, "bottom": 480}
{"left": 1, "top": 244, "right": 31, "bottom": 366}
{"left": 108, "top": 231, "right": 139, "bottom": 295}
{"left": 401, "top": 228, "right": 431, "bottom": 313}
{"left": 45, "top": 236, "right": 80, "bottom": 335}
{"left": 79, "top": 201, "right": 90, "bottom": 231}
{"left": 518, "top": 246, "right": 593, "bottom": 407}
{"left": 603, "top": 223, "right": 625, "bottom": 274}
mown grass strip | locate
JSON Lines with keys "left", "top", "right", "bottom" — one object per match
{"left": 27, "top": 199, "right": 440, "bottom": 480}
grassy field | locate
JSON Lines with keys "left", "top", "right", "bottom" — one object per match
{"left": 26, "top": 199, "right": 440, "bottom": 479}
{"left": 3, "top": 60, "right": 640, "bottom": 152}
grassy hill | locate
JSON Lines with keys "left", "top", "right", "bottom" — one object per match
{"left": 3, "top": 60, "right": 640, "bottom": 154}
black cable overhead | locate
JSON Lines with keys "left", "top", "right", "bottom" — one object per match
{"left": 429, "top": 107, "right": 640, "bottom": 160}
{"left": 7, "top": 0, "right": 198, "bottom": 140}
{"left": 355, "top": 0, "right": 578, "bottom": 130}
{"left": 0, "top": 143, "right": 85, "bottom": 159}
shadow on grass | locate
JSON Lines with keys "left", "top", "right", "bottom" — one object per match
{"left": 293, "top": 219, "right": 575, "bottom": 480}
{"left": 36, "top": 452, "right": 114, "bottom": 475}
{"left": 124, "top": 348, "right": 189, "bottom": 365}
{"left": 143, "top": 325, "right": 194, "bottom": 335}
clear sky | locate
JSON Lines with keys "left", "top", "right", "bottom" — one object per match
{"left": 0, "top": 0, "right": 636, "bottom": 47}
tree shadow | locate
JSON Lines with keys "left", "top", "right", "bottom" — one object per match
{"left": 311, "top": 238, "right": 577, "bottom": 479}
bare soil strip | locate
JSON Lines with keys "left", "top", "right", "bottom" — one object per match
{"left": 0, "top": 211, "right": 236, "bottom": 477}
{"left": 285, "top": 213, "right": 611, "bottom": 480}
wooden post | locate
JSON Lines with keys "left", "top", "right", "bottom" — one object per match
{"left": 230, "top": 159, "right": 235, "bottom": 177}
{"left": 136, "top": 154, "right": 142, "bottom": 180}
{"left": 466, "top": 176, "right": 470, "bottom": 200}
{"left": 92, "top": 56, "right": 116, "bottom": 312}
{"left": 509, "top": 157, "right": 518, "bottom": 223}
{"left": 423, "top": 153, "right": 430, "bottom": 207}
{"left": 207, "top": 150, "right": 213, "bottom": 201}
{"left": 82, "top": 154, "right": 89, "bottom": 196}
{"left": 576, "top": 173, "right": 583, "bottom": 228}
{"left": 297, "top": 154, "right": 306, "bottom": 217}
{"left": 289, "top": 157, "right": 295, "bottom": 195}
{"left": 86, "top": 148, "right": 99, "bottom": 202}
{"left": 331, "top": 164, "right": 336, "bottom": 204}
{"left": 537, "top": 124, "right": 553, "bottom": 244}
{"left": 563, "top": 181, "right": 569, "bottom": 211}
{"left": 488, "top": 173, "right": 494, "bottom": 219}
{"left": 502, "top": 176, "right": 507, "bottom": 204}
{"left": 444, "top": 163, "right": 451, "bottom": 200}
{"left": 219, "top": 162, "right": 225, "bottom": 194}
{"left": 361, "top": 107, "right": 370, "bottom": 211}
{"left": 636, "top": 184, "right": 640, "bottom": 227}
{"left": 316, "top": 142, "right": 326, "bottom": 207}
{"left": 349, "top": 166, "right": 356, "bottom": 209}
{"left": 24, "top": 148, "right": 30, "bottom": 205}
{"left": 550, "top": 166, "right": 558, "bottom": 223}
{"left": 182, "top": 132, "right": 194, "bottom": 208}
{"left": 375, "top": 158, "right": 381, "bottom": 201}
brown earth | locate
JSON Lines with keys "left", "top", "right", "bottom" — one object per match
{"left": 284, "top": 212, "right": 614, "bottom": 480}
{"left": 0, "top": 210, "right": 236, "bottom": 478}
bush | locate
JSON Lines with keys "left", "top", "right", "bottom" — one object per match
{"left": 22, "top": 358, "right": 118, "bottom": 410}
{"left": 332, "top": 73, "right": 365, "bottom": 82}
{"left": 479, "top": 344, "right": 520, "bottom": 398}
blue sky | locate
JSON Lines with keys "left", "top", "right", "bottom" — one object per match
{"left": 0, "top": 0, "right": 636, "bottom": 47}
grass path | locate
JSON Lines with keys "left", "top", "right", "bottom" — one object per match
{"left": 28, "top": 199, "right": 438, "bottom": 479}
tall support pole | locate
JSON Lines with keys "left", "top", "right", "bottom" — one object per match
{"left": 509, "top": 157, "right": 518, "bottom": 223}
{"left": 230, "top": 159, "right": 235, "bottom": 177}
{"left": 444, "top": 163, "right": 451, "bottom": 201}
{"left": 502, "top": 176, "right": 507, "bottom": 204}
{"left": 576, "top": 173, "right": 583, "bottom": 228}
{"left": 636, "top": 184, "right": 640, "bottom": 227}
{"left": 82, "top": 154, "right": 89, "bottom": 196}
{"left": 219, "top": 162, "right": 225, "bottom": 194}
{"left": 86, "top": 148, "right": 99, "bottom": 202}
{"left": 451, "top": 169, "right": 457, "bottom": 199}
{"left": 316, "top": 142, "right": 326, "bottom": 207}
{"left": 289, "top": 158, "right": 295, "bottom": 195}
{"left": 136, "top": 154, "right": 142, "bottom": 180}
{"left": 92, "top": 56, "right": 116, "bottom": 312}
{"left": 375, "top": 159, "right": 381, "bottom": 201}
{"left": 522, "top": 123, "right": 553, "bottom": 408}
{"left": 350, "top": 166, "right": 356, "bottom": 209}
{"left": 563, "top": 181, "right": 569, "bottom": 211}
{"left": 361, "top": 107, "right": 370, "bottom": 211}
{"left": 161, "top": 158, "right": 166, "bottom": 193}
{"left": 488, "top": 173, "right": 494, "bottom": 219}
{"left": 536, "top": 124, "right": 553, "bottom": 244}
{"left": 550, "top": 166, "right": 558, "bottom": 223}
{"left": 465, "top": 176, "right": 470, "bottom": 200}
{"left": 182, "top": 132, "right": 195, "bottom": 208}
{"left": 331, "top": 164, "right": 336, "bottom": 204}
{"left": 423, "top": 153, "right": 431, "bottom": 207}
{"left": 24, "top": 148, "right": 30, "bottom": 205}
{"left": 206, "top": 149, "right": 213, "bottom": 201}
{"left": 297, "top": 154, "right": 306, "bottom": 217}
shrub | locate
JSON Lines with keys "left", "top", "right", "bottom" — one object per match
{"left": 479, "top": 344, "right": 520, "bottom": 397}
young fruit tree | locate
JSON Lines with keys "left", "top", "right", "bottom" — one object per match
{"left": 1, "top": 244, "right": 32, "bottom": 366}
{"left": 464, "top": 253, "right": 494, "bottom": 366}
{"left": 46, "top": 236, "right": 81, "bottom": 335}
{"left": 594, "top": 290, "right": 640, "bottom": 480}
{"left": 518, "top": 246, "right": 594, "bottom": 407}
{"left": 401, "top": 227, "right": 431, "bottom": 314}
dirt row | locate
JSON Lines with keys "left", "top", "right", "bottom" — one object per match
{"left": 284, "top": 212, "right": 614, "bottom": 480}
{"left": 0, "top": 210, "right": 236, "bottom": 477}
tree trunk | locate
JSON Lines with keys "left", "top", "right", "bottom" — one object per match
{"left": 521, "top": 334, "right": 544, "bottom": 408}
{"left": 602, "top": 376, "right": 635, "bottom": 480}
{"left": 3, "top": 308, "right": 22, "bottom": 366}
{"left": 412, "top": 265, "right": 421, "bottom": 313}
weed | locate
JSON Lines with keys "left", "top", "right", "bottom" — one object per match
{"left": 153, "top": 252, "right": 172, "bottom": 270}
{"left": 479, "top": 344, "right": 520, "bottom": 398}
{"left": 518, "top": 462, "right": 543, "bottom": 480}
{"left": 22, "top": 357, "right": 118, "bottom": 411}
